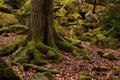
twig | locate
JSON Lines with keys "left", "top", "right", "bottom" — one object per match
{"left": 59, "top": 0, "right": 70, "bottom": 11}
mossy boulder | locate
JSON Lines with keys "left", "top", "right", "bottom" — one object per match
{"left": 31, "top": 72, "right": 54, "bottom": 80}
{"left": 0, "top": 41, "right": 19, "bottom": 56}
{"left": 0, "top": 58, "right": 23, "bottom": 80}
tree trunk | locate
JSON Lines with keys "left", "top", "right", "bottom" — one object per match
{"left": 30, "top": 0, "right": 54, "bottom": 45}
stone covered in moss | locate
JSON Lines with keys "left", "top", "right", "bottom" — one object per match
{"left": 0, "top": 58, "right": 23, "bottom": 80}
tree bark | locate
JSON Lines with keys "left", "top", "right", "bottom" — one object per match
{"left": 30, "top": 0, "right": 54, "bottom": 45}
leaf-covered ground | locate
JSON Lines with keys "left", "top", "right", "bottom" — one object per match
{"left": 0, "top": 33, "right": 120, "bottom": 80}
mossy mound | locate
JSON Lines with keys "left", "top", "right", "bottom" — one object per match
{"left": 0, "top": 58, "right": 23, "bottom": 80}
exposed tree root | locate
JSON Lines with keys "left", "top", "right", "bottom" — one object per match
{"left": 23, "top": 63, "right": 59, "bottom": 74}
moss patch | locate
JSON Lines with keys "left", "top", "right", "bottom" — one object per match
{"left": 0, "top": 58, "right": 23, "bottom": 80}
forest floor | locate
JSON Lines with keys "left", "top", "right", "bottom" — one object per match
{"left": 0, "top": 33, "right": 120, "bottom": 80}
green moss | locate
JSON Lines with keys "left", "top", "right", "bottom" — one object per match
{"left": 10, "top": 24, "right": 28, "bottom": 34}
{"left": 11, "top": 61, "right": 23, "bottom": 70}
{"left": 90, "top": 27, "right": 102, "bottom": 36}
{"left": 24, "top": 0, "right": 30, "bottom": 15}
{"left": 0, "top": 5, "right": 11, "bottom": 13}
{"left": 12, "top": 48, "right": 31, "bottom": 64}
{"left": 80, "top": 32, "right": 93, "bottom": 41}
{"left": 42, "top": 72, "right": 54, "bottom": 80}
{"left": 2, "top": 32, "right": 8, "bottom": 36}
{"left": 30, "top": 48, "right": 47, "bottom": 65}
{"left": 0, "top": 27, "right": 10, "bottom": 34}
{"left": 82, "top": 72, "right": 91, "bottom": 77}
{"left": 0, "top": 0, "right": 4, "bottom": 4}
{"left": 97, "top": 50, "right": 117, "bottom": 60}
{"left": 23, "top": 63, "right": 59, "bottom": 74}
{"left": 91, "top": 37, "right": 97, "bottom": 44}
{"left": 79, "top": 75, "right": 91, "bottom": 80}
{"left": 0, "top": 58, "right": 23, "bottom": 80}
{"left": 47, "top": 50, "right": 56, "bottom": 59}
{"left": 96, "top": 34, "right": 106, "bottom": 40}
{"left": 80, "top": 49, "right": 92, "bottom": 61}
{"left": 0, "top": 41, "right": 19, "bottom": 56}
{"left": 97, "top": 50, "right": 105, "bottom": 57}
{"left": 103, "top": 53, "right": 117, "bottom": 60}
{"left": 36, "top": 42, "right": 63, "bottom": 62}
{"left": 56, "top": 40, "right": 80, "bottom": 59}
{"left": 31, "top": 72, "right": 54, "bottom": 80}
{"left": 0, "top": 19, "right": 2, "bottom": 27}
{"left": 101, "top": 72, "right": 107, "bottom": 76}
{"left": 95, "top": 66, "right": 111, "bottom": 71}
{"left": 0, "top": 12, "right": 18, "bottom": 26}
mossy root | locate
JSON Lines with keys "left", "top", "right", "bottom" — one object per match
{"left": 23, "top": 63, "right": 59, "bottom": 74}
